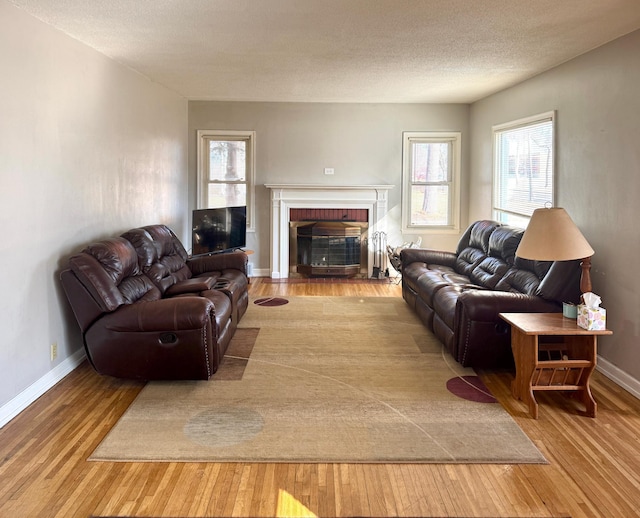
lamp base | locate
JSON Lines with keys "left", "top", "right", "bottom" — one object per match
{"left": 580, "top": 256, "right": 592, "bottom": 296}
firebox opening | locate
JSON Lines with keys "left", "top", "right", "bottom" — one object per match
{"left": 289, "top": 209, "right": 368, "bottom": 278}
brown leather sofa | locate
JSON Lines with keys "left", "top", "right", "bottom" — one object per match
{"left": 401, "top": 220, "right": 581, "bottom": 369}
{"left": 60, "top": 224, "right": 249, "bottom": 380}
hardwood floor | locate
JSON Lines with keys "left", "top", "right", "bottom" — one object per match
{"left": 1, "top": 278, "right": 639, "bottom": 517}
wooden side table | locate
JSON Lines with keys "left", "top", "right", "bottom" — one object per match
{"left": 499, "top": 312, "right": 613, "bottom": 419}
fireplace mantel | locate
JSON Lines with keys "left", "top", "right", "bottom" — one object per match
{"left": 265, "top": 184, "right": 393, "bottom": 279}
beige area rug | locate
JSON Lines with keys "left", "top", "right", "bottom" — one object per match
{"left": 90, "top": 296, "right": 546, "bottom": 464}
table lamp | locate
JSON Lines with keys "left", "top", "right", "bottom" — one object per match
{"left": 515, "top": 207, "right": 595, "bottom": 293}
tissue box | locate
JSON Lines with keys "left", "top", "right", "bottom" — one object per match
{"left": 577, "top": 304, "right": 607, "bottom": 330}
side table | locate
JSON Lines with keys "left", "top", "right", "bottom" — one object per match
{"left": 499, "top": 312, "right": 612, "bottom": 419}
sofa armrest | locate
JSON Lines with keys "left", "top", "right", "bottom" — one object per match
{"left": 453, "top": 290, "right": 562, "bottom": 368}
{"left": 400, "top": 248, "right": 457, "bottom": 269}
{"left": 100, "top": 296, "right": 215, "bottom": 332}
{"left": 538, "top": 260, "right": 581, "bottom": 304}
{"left": 165, "top": 277, "right": 216, "bottom": 296}
{"left": 61, "top": 268, "right": 108, "bottom": 334}
{"left": 456, "top": 290, "right": 560, "bottom": 322}
{"left": 187, "top": 251, "right": 248, "bottom": 277}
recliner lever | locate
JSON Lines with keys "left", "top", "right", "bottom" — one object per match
{"left": 159, "top": 332, "right": 178, "bottom": 344}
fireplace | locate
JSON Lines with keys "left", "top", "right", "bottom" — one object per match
{"left": 266, "top": 184, "right": 393, "bottom": 279}
{"left": 290, "top": 209, "right": 369, "bottom": 277}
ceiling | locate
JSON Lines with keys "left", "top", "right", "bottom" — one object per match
{"left": 8, "top": 0, "right": 640, "bottom": 103}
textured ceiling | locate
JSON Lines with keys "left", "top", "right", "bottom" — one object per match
{"left": 8, "top": 0, "right": 640, "bottom": 103}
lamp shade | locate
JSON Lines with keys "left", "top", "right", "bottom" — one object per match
{"left": 516, "top": 207, "right": 594, "bottom": 261}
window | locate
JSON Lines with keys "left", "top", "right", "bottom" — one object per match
{"left": 402, "top": 131, "right": 461, "bottom": 231}
{"left": 493, "top": 112, "right": 555, "bottom": 227}
{"left": 197, "top": 130, "right": 255, "bottom": 230}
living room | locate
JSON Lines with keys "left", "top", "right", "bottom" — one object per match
{"left": 1, "top": 1, "right": 640, "bottom": 516}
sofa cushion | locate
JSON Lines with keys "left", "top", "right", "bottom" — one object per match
{"left": 456, "top": 220, "right": 500, "bottom": 255}
{"left": 488, "top": 225, "right": 523, "bottom": 265}
{"left": 143, "top": 225, "right": 192, "bottom": 280}
{"left": 143, "top": 225, "right": 189, "bottom": 261}
{"left": 85, "top": 237, "right": 140, "bottom": 284}
{"left": 494, "top": 267, "right": 541, "bottom": 295}
{"left": 514, "top": 256, "right": 552, "bottom": 279}
{"left": 454, "top": 247, "right": 487, "bottom": 276}
{"left": 121, "top": 227, "right": 158, "bottom": 270}
{"left": 416, "top": 270, "right": 469, "bottom": 306}
{"left": 123, "top": 225, "right": 192, "bottom": 293}
{"left": 470, "top": 256, "right": 510, "bottom": 289}
{"left": 70, "top": 237, "right": 160, "bottom": 312}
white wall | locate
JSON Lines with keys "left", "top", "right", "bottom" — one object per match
{"left": 188, "top": 101, "right": 470, "bottom": 273}
{"left": 470, "top": 30, "right": 640, "bottom": 388}
{"left": 0, "top": 2, "right": 188, "bottom": 422}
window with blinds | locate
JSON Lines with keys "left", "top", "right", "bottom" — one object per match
{"left": 493, "top": 112, "right": 555, "bottom": 227}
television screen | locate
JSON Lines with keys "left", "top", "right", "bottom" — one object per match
{"left": 192, "top": 206, "right": 247, "bottom": 255}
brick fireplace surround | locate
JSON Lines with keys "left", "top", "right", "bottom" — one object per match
{"left": 265, "top": 184, "right": 393, "bottom": 279}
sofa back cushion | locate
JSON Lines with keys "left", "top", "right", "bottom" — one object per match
{"left": 123, "top": 225, "right": 192, "bottom": 294}
{"left": 456, "top": 220, "right": 500, "bottom": 256}
{"left": 469, "top": 257, "right": 510, "bottom": 289}
{"left": 453, "top": 220, "right": 501, "bottom": 276}
{"left": 69, "top": 237, "right": 160, "bottom": 312}
{"left": 455, "top": 248, "right": 487, "bottom": 277}
{"left": 494, "top": 267, "right": 542, "bottom": 295}
{"left": 121, "top": 227, "right": 158, "bottom": 270}
{"left": 142, "top": 225, "right": 190, "bottom": 261}
{"left": 514, "top": 256, "right": 553, "bottom": 279}
{"left": 488, "top": 225, "right": 523, "bottom": 265}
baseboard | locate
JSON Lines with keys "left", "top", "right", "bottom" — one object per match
{"left": 0, "top": 348, "right": 86, "bottom": 429}
{"left": 251, "top": 267, "right": 271, "bottom": 278}
{"left": 597, "top": 355, "right": 640, "bottom": 400}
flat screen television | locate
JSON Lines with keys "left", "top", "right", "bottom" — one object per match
{"left": 192, "top": 206, "right": 247, "bottom": 255}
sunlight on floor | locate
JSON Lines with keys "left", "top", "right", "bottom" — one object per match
{"left": 277, "top": 489, "right": 316, "bottom": 517}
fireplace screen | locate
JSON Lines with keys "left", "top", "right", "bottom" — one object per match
{"left": 292, "top": 221, "right": 367, "bottom": 277}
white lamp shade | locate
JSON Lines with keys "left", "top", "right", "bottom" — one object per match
{"left": 516, "top": 207, "right": 594, "bottom": 261}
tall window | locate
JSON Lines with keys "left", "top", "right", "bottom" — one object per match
{"left": 197, "top": 130, "right": 255, "bottom": 229}
{"left": 402, "top": 132, "right": 461, "bottom": 231}
{"left": 493, "top": 112, "right": 555, "bottom": 227}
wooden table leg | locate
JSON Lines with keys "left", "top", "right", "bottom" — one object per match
{"left": 582, "top": 387, "right": 598, "bottom": 418}
{"left": 568, "top": 335, "right": 598, "bottom": 418}
{"left": 511, "top": 329, "right": 539, "bottom": 419}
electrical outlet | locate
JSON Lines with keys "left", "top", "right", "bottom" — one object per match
{"left": 50, "top": 342, "right": 58, "bottom": 362}
{"left": 324, "top": 167, "right": 334, "bottom": 175}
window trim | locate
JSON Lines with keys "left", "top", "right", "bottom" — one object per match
{"left": 401, "top": 131, "right": 461, "bottom": 233}
{"left": 196, "top": 129, "right": 256, "bottom": 231}
{"left": 492, "top": 111, "right": 556, "bottom": 225}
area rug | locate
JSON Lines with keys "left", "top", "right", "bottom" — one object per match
{"left": 90, "top": 296, "right": 546, "bottom": 464}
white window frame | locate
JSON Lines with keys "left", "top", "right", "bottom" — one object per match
{"left": 492, "top": 111, "right": 555, "bottom": 226}
{"left": 196, "top": 129, "right": 256, "bottom": 231}
{"left": 401, "top": 131, "right": 461, "bottom": 233}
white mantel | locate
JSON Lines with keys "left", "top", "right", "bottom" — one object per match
{"left": 265, "top": 184, "right": 393, "bottom": 279}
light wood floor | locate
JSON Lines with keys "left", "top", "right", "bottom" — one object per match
{"left": 1, "top": 278, "right": 639, "bottom": 518}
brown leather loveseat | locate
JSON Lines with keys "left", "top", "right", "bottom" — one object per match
{"left": 401, "top": 220, "right": 581, "bottom": 369}
{"left": 60, "top": 224, "right": 249, "bottom": 380}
